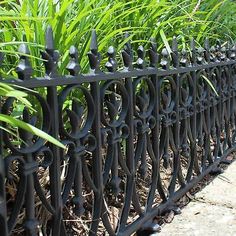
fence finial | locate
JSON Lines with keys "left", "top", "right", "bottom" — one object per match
{"left": 105, "top": 46, "right": 117, "bottom": 72}
{"left": 204, "top": 38, "right": 210, "bottom": 51}
{"left": 180, "top": 49, "right": 188, "bottom": 67}
{"left": 160, "top": 48, "right": 169, "bottom": 70}
{"left": 171, "top": 36, "right": 179, "bottom": 67}
{"left": 149, "top": 38, "right": 158, "bottom": 68}
{"left": 90, "top": 29, "right": 98, "bottom": 53}
{"left": 190, "top": 38, "right": 196, "bottom": 64}
{"left": 197, "top": 47, "right": 205, "bottom": 64}
{"left": 226, "top": 42, "right": 231, "bottom": 59}
{"left": 87, "top": 30, "right": 101, "bottom": 73}
{"left": 204, "top": 38, "right": 210, "bottom": 62}
{"left": 216, "top": 39, "right": 221, "bottom": 49}
{"left": 45, "top": 26, "right": 54, "bottom": 52}
{"left": 172, "top": 36, "right": 178, "bottom": 52}
{"left": 220, "top": 45, "right": 227, "bottom": 61}
{"left": 124, "top": 32, "right": 132, "bottom": 58}
{"left": 190, "top": 38, "right": 195, "bottom": 50}
{"left": 136, "top": 45, "right": 146, "bottom": 69}
{"left": 16, "top": 44, "right": 33, "bottom": 80}
{"left": 66, "top": 46, "right": 80, "bottom": 76}
{"left": 41, "top": 26, "right": 59, "bottom": 77}
{"left": 121, "top": 32, "right": 133, "bottom": 70}
{"left": 210, "top": 45, "right": 216, "bottom": 62}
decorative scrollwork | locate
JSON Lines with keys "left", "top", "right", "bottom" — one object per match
{"left": 2, "top": 93, "right": 51, "bottom": 155}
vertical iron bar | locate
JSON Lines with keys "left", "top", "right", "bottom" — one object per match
{"left": 118, "top": 35, "right": 135, "bottom": 233}
{"left": 87, "top": 30, "right": 103, "bottom": 236}
{"left": 24, "top": 156, "right": 38, "bottom": 236}
{"left": 148, "top": 39, "right": 166, "bottom": 207}
{"left": 90, "top": 81, "right": 103, "bottom": 236}
{"left": 47, "top": 86, "right": 63, "bottom": 236}
{"left": 168, "top": 38, "right": 181, "bottom": 196}
{"left": 187, "top": 38, "right": 199, "bottom": 179}
{"left": 118, "top": 75, "right": 135, "bottom": 232}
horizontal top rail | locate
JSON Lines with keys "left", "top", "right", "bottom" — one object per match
{"left": 1, "top": 60, "right": 236, "bottom": 88}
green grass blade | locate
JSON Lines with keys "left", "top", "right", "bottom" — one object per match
{"left": 0, "top": 114, "right": 65, "bottom": 149}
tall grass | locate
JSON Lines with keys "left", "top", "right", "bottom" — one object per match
{"left": 0, "top": 0, "right": 235, "bottom": 76}
{"left": 0, "top": 83, "right": 65, "bottom": 147}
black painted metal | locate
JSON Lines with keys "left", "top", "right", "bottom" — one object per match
{"left": 0, "top": 27, "right": 236, "bottom": 235}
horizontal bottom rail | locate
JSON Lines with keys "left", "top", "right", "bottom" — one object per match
{"left": 119, "top": 145, "right": 236, "bottom": 236}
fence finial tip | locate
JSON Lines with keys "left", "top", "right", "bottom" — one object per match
{"left": 150, "top": 38, "right": 157, "bottom": 52}
{"left": 46, "top": 25, "right": 54, "bottom": 51}
{"left": 69, "top": 45, "right": 78, "bottom": 59}
{"left": 204, "top": 38, "right": 210, "bottom": 50}
{"left": 172, "top": 36, "right": 178, "bottom": 52}
{"left": 124, "top": 32, "right": 129, "bottom": 39}
{"left": 90, "top": 29, "right": 98, "bottom": 53}
{"left": 106, "top": 46, "right": 117, "bottom": 72}
{"left": 190, "top": 38, "right": 195, "bottom": 50}
{"left": 18, "top": 43, "right": 30, "bottom": 55}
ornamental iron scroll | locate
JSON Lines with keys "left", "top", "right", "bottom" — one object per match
{"left": 0, "top": 27, "right": 236, "bottom": 236}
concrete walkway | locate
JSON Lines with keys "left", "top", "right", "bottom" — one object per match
{"left": 159, "top": 161, "right": 236, "bottom": 236}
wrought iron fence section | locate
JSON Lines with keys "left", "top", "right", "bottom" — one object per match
{"left": 0, "top": 26, "right": 236, "bottom": 236}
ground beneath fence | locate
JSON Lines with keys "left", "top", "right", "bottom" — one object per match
{"left": 159, "top": 160, "right": 236, "bottom": 236}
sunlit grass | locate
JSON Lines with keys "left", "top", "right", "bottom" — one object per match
{"left": 0, "top": 0, "right": 235, "bottom": 76}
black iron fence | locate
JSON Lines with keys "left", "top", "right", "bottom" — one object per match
{"left": 0, "top": 27, "right": 236, "bottom": 236}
